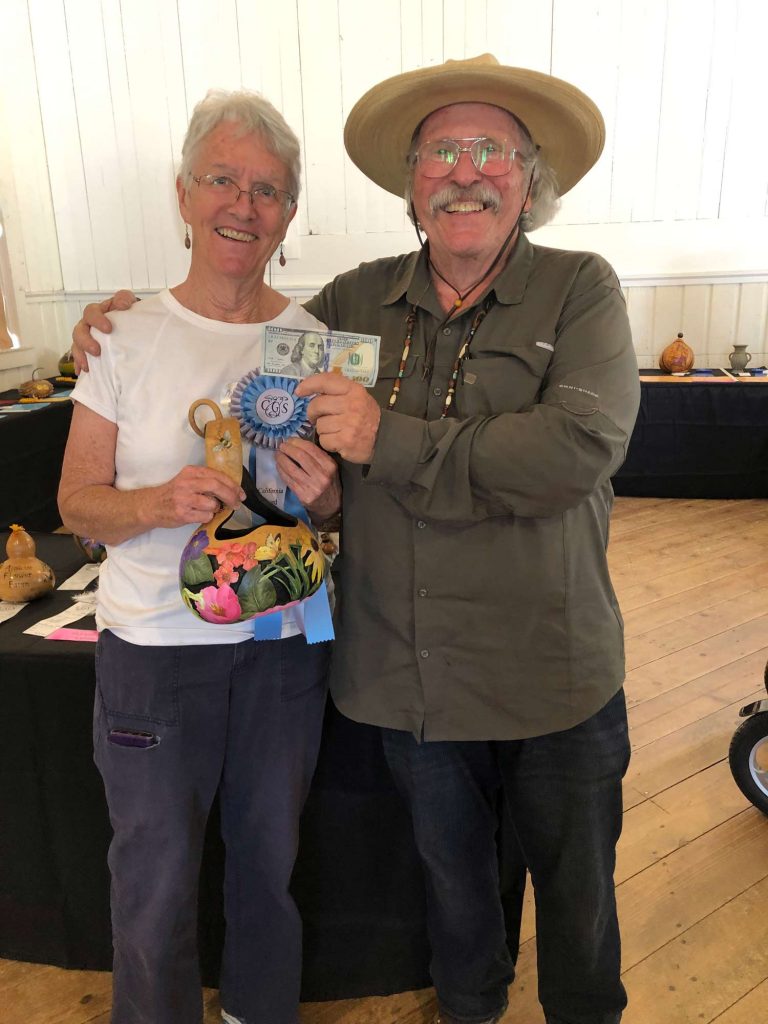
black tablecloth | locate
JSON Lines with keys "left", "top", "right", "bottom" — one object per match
{"left": 613, "top": 380, "right": 768, "bottom": 498}
{"left": 0, "top": 534, "right": 436, "bottom": 998}
{"left": 0, "top": 381, "right": 74, "bottom": 531}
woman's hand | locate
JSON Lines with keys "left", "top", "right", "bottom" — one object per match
{"left": 72, "top": 290, "right": 139, "bottom": 373}
{"left": 147, "top": 465, "right": 246, "bottom": 529}
{"left": 58, "top": 402, "right": 246, "bottom": 545}
{"left": 275, "top": 438, "right": 341, "bottom": 525}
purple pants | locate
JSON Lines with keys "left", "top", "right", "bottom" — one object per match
{"left": 94, "top": 630, "right": 330, "bottom": 1024}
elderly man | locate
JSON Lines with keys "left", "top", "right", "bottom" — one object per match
{"left": 73, "top": 55, "right": 639, "bottom": 1024}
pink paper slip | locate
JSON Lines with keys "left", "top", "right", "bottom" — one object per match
{"left": 46, "top": 627, "right": 99, "bottom": 642}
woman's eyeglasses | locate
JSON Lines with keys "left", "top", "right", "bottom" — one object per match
{"left": 193, "top": 174, "right": 295, "bottom": 210}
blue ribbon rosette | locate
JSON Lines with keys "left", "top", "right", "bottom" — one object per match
{"left": 230, "top": 370, "right": 312, "bottom": 449}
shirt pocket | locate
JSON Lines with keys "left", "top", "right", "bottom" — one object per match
{"left": 370, "top": 348, "right": 422, "bottom": 411}
{"left": 456, "top": 343, "right": 554, "bottom": 416}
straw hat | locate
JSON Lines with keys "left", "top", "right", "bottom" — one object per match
{"left": 344, "top": 54, "right": 605, "bottom": 198}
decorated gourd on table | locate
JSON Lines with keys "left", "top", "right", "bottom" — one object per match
{"left": 58, "top": 349, "right": 76, "bottom": 378}
{"left": 659, "top": 332, "right": 694, "bottom": 373}
{"left": 0, "top": 524, "right": 55, "bottom": 601}
{"left": 18, "top": 368, "right": 54, "bottom": 399}
{"left": 179, "top": 399, "right": 325, "bottom": 625}
{"left": 73, "top": 534, "right": 107, "bottom": 563}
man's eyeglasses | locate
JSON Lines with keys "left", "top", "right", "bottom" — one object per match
{"left": 193, "top": 174, "right": 295, "bottom": 211}
{"left": 412, "top": 137, "right": 518, "bottom": 178}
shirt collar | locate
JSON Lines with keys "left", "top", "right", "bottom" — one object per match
{"left": 380, "top": 232, "right": 535, "bottom": 311}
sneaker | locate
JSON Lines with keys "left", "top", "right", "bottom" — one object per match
{"left": 221, "top": 1012, "right": 245, "bottom": 1024}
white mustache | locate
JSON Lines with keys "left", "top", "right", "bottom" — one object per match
{"left": 428, "top": 184, "right": 501, "bottom": 215}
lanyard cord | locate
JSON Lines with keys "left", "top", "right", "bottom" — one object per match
{"left": 388, "top": 294, "right": 495, "bottom": 419}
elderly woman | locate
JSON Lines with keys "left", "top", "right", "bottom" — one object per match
{"left": 58, "top": 91, "right": 340, "bottom": 1024}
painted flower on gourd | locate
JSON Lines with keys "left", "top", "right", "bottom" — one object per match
{"left": 214, "top": 562, "right": 239, "bottom": 587}
{"left": 213, "top": 429, "right": 233, "bottom": 452}
{"left": 253, "top": 533, "right": 281, "bottom": 561}
{"left": 182, "top": 529, "right": 209, "bottom": 564}
{"left": 302, "top": 536, "right": 327, "bottom": 586}
{"left": 196, "top": 583, "right": 242, "bottom": 623}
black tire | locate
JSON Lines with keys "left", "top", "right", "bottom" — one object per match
{"left": 729, "top": 713, "right": 768, "bottom": 815}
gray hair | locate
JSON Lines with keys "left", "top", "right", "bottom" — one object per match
{"left": 405, "top": 111, "right": 560, "bottom": 232}
{"left": 180, "top": 89, "right": 301, "bottom": 200}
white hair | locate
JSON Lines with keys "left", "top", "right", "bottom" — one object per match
{"left": 180, "top": 89, "right": 301, "bottom": 200}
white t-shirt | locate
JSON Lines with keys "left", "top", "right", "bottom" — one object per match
{"left": 71, "top": 289, "right": 328, "bottom": 646}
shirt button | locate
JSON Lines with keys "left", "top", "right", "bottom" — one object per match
{"left": 442, "top": 327, "right": 452, "bottom": 336}
{"left": 433, "top": 387, "right": 443, "bottom": 397}
{"left": 420, "top": 649, "right": 430, "bottom": 658}
{"left": 418, "top": 588, "right": 428, "bottom": 597}
{"left": 417, "top": 520, "right": 426, "bottom": 529}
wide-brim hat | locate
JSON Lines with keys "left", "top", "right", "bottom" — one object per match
{"left": 344, "top": 53, "right": 605, "bottom": 198}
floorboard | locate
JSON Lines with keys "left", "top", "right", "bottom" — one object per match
{"left": 3, "top": 497, "right": 767, "bottom": 1023}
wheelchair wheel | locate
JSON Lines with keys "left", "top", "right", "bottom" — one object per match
{"left": 729, "top": 712, "right": 768, "bottom": 815}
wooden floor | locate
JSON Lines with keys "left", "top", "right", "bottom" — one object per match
{"left": 3, "top": 497, "right": 768, "bottom": 1024}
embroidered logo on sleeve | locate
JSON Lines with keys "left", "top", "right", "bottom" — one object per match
{"left": 558, "top": 383, "right": 599, "bottom": 400}
{"left": 536, "top": 341, "right": 555, "bottom": 352}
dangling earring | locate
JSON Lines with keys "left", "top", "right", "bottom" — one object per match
{"left": 278, "top": 242, "right": 286, "bottom": 267}
{"left": 184, "top": 225, "right": 191, "bottom": 250}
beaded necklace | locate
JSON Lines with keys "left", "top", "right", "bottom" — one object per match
{"left": 388, "top": 298, "right": 493, "bottom": 419}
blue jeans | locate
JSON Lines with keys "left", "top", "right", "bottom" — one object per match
{"left": 94, "top": 630, "right": 329, "bottom": 1024}
{"left": 381, "top": 689, "right": 630, "bottom": 1024}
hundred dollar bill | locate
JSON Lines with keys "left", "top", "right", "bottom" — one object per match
{"left": 263, "top": 326, "right": 380, "bottom": 386}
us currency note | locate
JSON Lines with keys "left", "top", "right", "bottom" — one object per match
{"left": 263, "top": 326, "right": 380, "bottom": 386}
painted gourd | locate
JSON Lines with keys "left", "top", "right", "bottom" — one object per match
{"left": 179, "top": 400, "right": 326, "bottom": 625}
{"left": 659, "top": 332, "right": 694, "bottom": 373}
{"left": 0, "top": 524, "right": 55, "bottom": 601}
{"left": 18, "top": 369, "right": 54, "bottom": 399}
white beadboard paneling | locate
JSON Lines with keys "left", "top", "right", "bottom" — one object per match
{"left": 250, "top": 1, "right": 307, "bottom": 258}
{"left": 0, "top": 0, "right": 62, "bottom": 294}
{"left": 486, "top": 0, "right": 553, "bottom": 71}
{"left": 297, "top": 0, "right": 347, "bottom": 235}
{"left": 119, "top": 0, "right": 189, "bottom": 288}
{"left": 551, "top": 0, "right": 622, "bottom": 226}
{"left": 63, "top": 0, "right": 133, "bottom": 292}
{"left": 28, "top": 0, "right": 97, "bottom": 292}
{"left": 720, "top": 0, "right": 768, "bottom": 218}
{"left": 697, "top": 0, "right": 737, "bottom": 219}
{"left": 680, "top": 285, "right": 712, "bottom": 365}
{"left": 339, "top": 0, "right": 404, "bottom": 234}
{"left": 652, "top": 285, "right": 685, "bottom": 361}
{"left": 177, "top": 0, "right": 242, "bottom": 102}
{"left": 653, "top": 0, "right": 714, "bottom": 222}
{"left": 735, "top": 282, "right": 768, "bottom": 359}
{"left": 420, "top": 0, "right": 446, "bottom": 66}
{"left": 443, "top": 0, "right": 491, "bottom": 59}
{"left": 399, "top": 0, "right": 424, "bottom": 70}
{"left": 156, "top": 2, "right": 192, "bottom": 185}
{"left": 609, "top": 0, "right": 667, "bottom": 224}
{"left": 624, "top": 287, "right": 655, "bottom": 367}
{"left": 100, "top": 0, "right": 150, "bottom": 290}
{"left": 708, "top": 282, "right": 741, "bottom": 367}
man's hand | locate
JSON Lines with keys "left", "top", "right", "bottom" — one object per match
{"left": 295, "top": 374, "right": 381, "bottom": 463}
{"left": 72, "top": 290, "right": 138, "bottom": 373}
{"left": 275, "top": 438, "right": 341, "bottom": 524}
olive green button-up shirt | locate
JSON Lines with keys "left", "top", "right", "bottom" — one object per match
{"left": 305, "top": 234, "right": 640, "bottom": 740}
